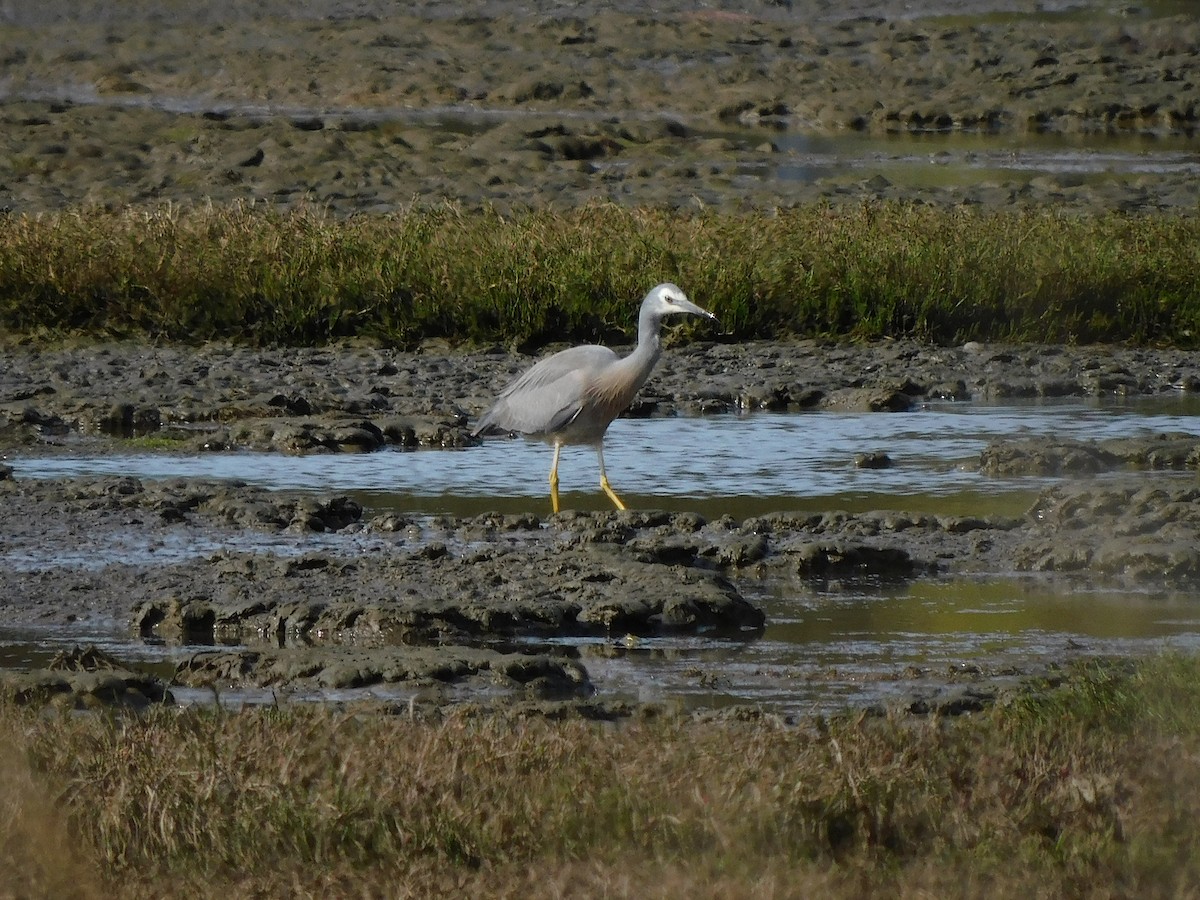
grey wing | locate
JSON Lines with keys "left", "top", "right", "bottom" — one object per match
{"left": 473, "top": 345, "right": 616, "bottom": 437}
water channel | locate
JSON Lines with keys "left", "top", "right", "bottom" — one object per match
{"left": 5, "top": 395, "right": 1200, "bottom": 715}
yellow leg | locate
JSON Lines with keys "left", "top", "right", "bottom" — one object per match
{"left": 597, "top": 446, "right": 627, "bottom": 510}
{"left": 549, "top": 443, "right": 562, "bottom": 514}
{"left": 600, "top": 475, "right": 626, "bottom": 510}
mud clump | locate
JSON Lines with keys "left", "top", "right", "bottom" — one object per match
{"left": 0, "top": 474, "right": 364, "bottom": 533}
{"left": 981, "top": 441, "right": 1124, "bottom": 476}
{"left": 1018, "top": 480, "right": 1200, "bottom": 581}
{"left": 982, "top": 435, "right": 1200, "bottom": 476}
{"left": 174, "top": 645, "right": 592, "bottom": 700}
{"left": 0, "top": 647, "right": 172, "bottom": 710}
{"left": 2, "top": 341, "right": 1197, "bottom": 458}
{"left": 129, "top": 541, "right": 766, "bottom": 647}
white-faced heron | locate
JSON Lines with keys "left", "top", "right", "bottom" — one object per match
{"left": 472, "top": 282, "right": 717, "bottom": 513}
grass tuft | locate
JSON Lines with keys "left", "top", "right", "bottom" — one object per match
{"left": 2, "top": 653, "right": 1199, "bottom": 897}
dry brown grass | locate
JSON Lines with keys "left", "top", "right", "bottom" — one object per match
{"left": 0, "top": 739, "right": 105, "bottom": 900}
{"left": 2, "top": 655, "right": 1199, "bottom": 899}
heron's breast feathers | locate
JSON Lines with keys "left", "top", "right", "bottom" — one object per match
{"left": 584, "top": 364, "right": 642, "bottom": 423}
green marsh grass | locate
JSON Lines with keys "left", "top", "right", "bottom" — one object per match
{"left": 2, "top": 654, "right": 1199, "bottom": 898}
{"left": 0, "top": 203, "right": 1196, "bottom": 348}
{"left": 122, "top": 433, "right": 192, "bottom": 451}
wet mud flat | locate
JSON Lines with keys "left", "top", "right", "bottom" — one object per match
{"left": 2, "top": 0, "right": 1199, "bottom": 214}
{"left": 2, "top": 339, "right": 1199, "bottom": 718}
{"left": 2, "top": 0, "right": 1199, "bottom": 716}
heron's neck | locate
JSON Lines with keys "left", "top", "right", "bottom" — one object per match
{"left": 612, "top": 309, "right": 664, "bottom": 394}
{"left": 636, "top": 307, "right": 665, "bottom": 362}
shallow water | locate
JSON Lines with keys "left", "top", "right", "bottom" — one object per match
{"left": 535, "top": 576, "right": 1200, "bottom": 715}
{"left": 6, "top": 573, "right": 1199, "bottom": 717}
{"left": 7, "top": 395, "right": 1200, "bottom": 714}
{"left": 14, "top": 395, "right": 1200, "bottom": 518}
{"left": 753, "top": 130, "right": 1200, "bottom": 190}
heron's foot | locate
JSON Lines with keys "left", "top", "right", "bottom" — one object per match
{"left": 549, "top": 471, "right": 560, "bottom": 515}
{"left": 600, "top": 475, "right": 627, "bottom": 511}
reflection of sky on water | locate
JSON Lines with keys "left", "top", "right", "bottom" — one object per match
{"left": 13, "top": 397, "right": 1200, "bottom": 516}
{"left": 746, "top": 130, "right": 1200, "bottom": 188}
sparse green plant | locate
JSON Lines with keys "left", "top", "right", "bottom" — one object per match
{"left": 123, "top": 433, "right": 191, "bottom": 450}
{"left": 0, "top": 202, "right": 1196, "bottom": 348}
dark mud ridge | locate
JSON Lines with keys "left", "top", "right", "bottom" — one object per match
{"left": 2, "top": 424, "right": 1199, "bottom": 717}
{"left": 3, "top": 339, "right": 1198, "bottom": 453}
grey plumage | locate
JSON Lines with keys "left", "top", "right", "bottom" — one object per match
{"left": 472, "top": 282, "right": 717, "bottom": 512}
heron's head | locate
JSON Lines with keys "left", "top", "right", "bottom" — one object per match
{"left": 643, "top": 282, "right": 719, "bottom": 323}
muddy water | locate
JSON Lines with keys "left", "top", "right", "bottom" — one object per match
{"left": 521, "top": 578, "right": 1200, "bottom": 716}
{"left": 4, "top": 576, "right": 1200, "bottom": 716}
{"left": 7, "top": 396, "right": 1200, "bottom": 715}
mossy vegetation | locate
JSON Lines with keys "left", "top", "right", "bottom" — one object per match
{"left": 121, "top": 433, "right": 192, "bottom": 450}
{"left": 0, "top": 202, "right": 1197, "bottom": 349}
{"left": 2, "top": 654, "right": 1199, "bottom": 898}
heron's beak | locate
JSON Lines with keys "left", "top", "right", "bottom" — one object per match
{"left": 682, "top": 298, "right": 719, "bottom": 326}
